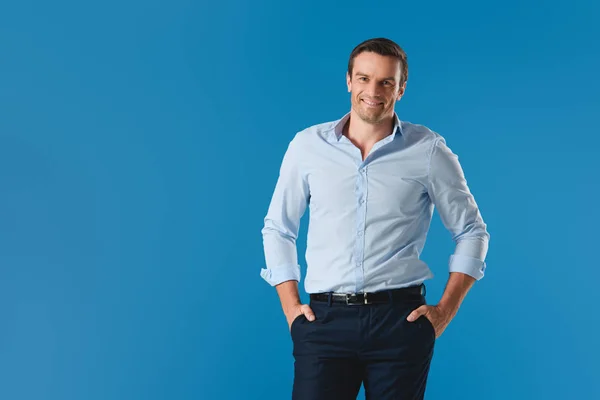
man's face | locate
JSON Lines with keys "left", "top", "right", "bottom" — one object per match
{"left": 346, "top": 51, "right": 405, "bottom": 124}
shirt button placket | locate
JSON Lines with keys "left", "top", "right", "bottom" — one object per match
{"left": 355, "top": 165, "right": 367, "bottom": 292}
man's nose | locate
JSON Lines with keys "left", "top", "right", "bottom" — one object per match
{"left": 365, "top": 82, "right": 383, "bottom": 97}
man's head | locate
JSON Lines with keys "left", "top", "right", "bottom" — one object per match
{"left": 346, "top": 38, "right": 408, "bottom": 124}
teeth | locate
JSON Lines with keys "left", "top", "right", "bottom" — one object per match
{"left": 363, "top": 99, "right": 380, "bottom": 106}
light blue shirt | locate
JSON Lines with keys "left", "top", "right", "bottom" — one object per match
{"left": 260, "top": 112, "right": 490, "bottom": 294}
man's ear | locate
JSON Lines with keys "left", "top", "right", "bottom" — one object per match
{"left": 396, "top": 82, "right": 406, "bottom": 100}
{"left": 346, "top": 72, "right": 352, "bottom": 92}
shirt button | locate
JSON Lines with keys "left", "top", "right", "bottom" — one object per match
{"left": 360, "top": 168, "right": 365, "bottom": 173}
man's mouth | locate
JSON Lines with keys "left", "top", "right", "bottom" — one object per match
{"left": 361, "top": 99, "right": 383, "bottom": 107}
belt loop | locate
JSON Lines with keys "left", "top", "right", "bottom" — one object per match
{"left": 387, "top": 290, "right": 393, "bottom": 303}
{"left": 327, "top": 292, "right": 332, "bottom": 307}
{"left": 421, "top": 284, "right": 426, "bottom": 297}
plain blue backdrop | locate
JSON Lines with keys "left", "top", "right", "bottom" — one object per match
{"left": 1, "top": 0, "right": 599, "bottom": 399}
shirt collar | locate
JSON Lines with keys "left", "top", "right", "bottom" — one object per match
{"left": 327, "top": 111, "right": 403, "bottom": 142}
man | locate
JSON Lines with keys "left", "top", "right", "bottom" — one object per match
{"left": 260, "top": 37, "right": 490, "bottom": 400}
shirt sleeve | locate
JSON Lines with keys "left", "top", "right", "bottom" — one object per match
{"left": 260, "top": 134, "right": 310, "bottom": 286}
{"left": 427, "top": 137, "right": 491, "bottom": 280}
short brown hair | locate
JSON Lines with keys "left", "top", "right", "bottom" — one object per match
{"left": 347, "top": 38, "right": 408, "bottom": 86}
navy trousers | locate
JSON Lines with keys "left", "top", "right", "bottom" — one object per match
{"left": 290, "top": 289, "right": 436, "bottom": 400}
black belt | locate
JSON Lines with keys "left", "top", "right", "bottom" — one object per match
{"left": 309, "top": 284, "right": 425, "bottom": 305}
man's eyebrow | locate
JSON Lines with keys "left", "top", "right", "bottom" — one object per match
{"left": 354, "top": 71, "right": 396, "bottom": 81}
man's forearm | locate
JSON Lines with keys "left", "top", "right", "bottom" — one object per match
{"left": 276, "top": 280, "right": 302, "bottom": 315}
{"left": 437, "top": 272, "right": 476, "bottom": 318}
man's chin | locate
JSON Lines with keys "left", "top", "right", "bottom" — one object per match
{"left": 357, "top": 110, "right": 385, "bottom": 124}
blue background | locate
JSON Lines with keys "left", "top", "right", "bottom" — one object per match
{"left": 1, "top": 0, "right": 599, "bottom": 399}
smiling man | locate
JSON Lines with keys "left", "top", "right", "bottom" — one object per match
{"left": 260, "top": 37, "right": 490, "bottom": 400}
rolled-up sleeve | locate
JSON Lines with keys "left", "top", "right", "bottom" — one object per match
{"left": 260, "top": 134, "right": 309, "bottom": 286}
{"left": 427, "top": 137, "right": 490, "bottom": 280}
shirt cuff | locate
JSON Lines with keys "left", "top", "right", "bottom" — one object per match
{"left": 448, "top": 254, "right": 486, "bottom": 280}
{"left": 260, "top": 264, "right": 301, "bottom": 286}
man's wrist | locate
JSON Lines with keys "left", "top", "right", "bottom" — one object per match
{"left": 275, "top": 280, "right": 302, "bottom": 315}
{"left": 283, "top": 302, "right": 302, "bottom": 314}
{"left": 436, "top": 272, "right": 476, "bottom": 317}
{"left": 436, "top": 301, "right": 459, "bottom": 319}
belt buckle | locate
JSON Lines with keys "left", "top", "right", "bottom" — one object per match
{"left": 345, "top": 293, "right": 359, "bottom": 305}
{"left": 345, "top": 293, "right": 370, "bottom": 305}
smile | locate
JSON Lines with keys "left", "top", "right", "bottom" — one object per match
{"left": 361, "top": 99, "right": 382, "bottom": 107}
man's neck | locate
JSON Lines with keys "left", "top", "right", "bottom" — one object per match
{"left": 343, "top": 110, "right": 395, "bottom": 146}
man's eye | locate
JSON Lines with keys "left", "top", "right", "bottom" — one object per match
{"left": 359, "top": 77, "right": 367, "bottom": 81}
